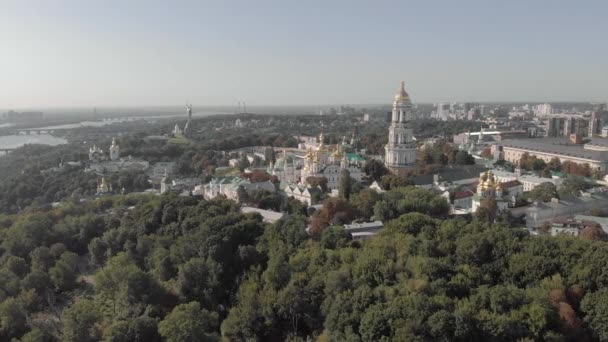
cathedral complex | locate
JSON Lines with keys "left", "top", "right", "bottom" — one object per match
{"left": 269, "top": 82, "right": 417, "bottom": 198}
{"left": 384, "top": 81, "right": 417, "bottom": 175}
{"left": 86, "top": 137, "right": 149, "bottom": 174}
{"left": 267, "top": 133, "right": 364, "bottom": 192}
{"left": 299, "top": 133, "right": 363, "bottom": 190}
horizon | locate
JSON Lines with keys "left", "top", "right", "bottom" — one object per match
{"left": 1, "top": 1, "right": 607, "bottom": 108}
{"left": 3, "top": 100, "right": 607, "bottom": 113}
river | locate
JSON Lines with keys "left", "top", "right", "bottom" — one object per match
{"left": 0, "top": 135, "right": 67, "bottom": 150}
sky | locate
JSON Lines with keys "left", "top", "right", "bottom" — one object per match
{"left": 0, "top": 0, "right": 607, "bottom": 108}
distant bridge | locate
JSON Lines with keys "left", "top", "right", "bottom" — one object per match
{"left": 7, "top": 129, "right": 54, "bottom": 136}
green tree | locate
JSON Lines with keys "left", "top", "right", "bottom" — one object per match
{"left": 49, "top": 251, "right": 79, "bottom": 291}
{"left": 350, "top": 189, "right": 382, "bottom": 220}
{"left": 363, "top": 159, "right": 388, "bottom": 181}
{"left": 581, "top": 288, "right": 608, "bottom": 341}
{"left": 0, "top": 270, "right": 21, "bottom": 300}
{"left": 339, "top": 169, "right": 352, "bottom": 200}
{"left": 380, "top": 174, "right": 414, "bottom": 191}
{"left": 359, "top": 303, "right": 395, "bottom": 341}
{"left": 320, "top": 226, "right": 351, "bottom": 249}
{"left": 220, "top": 277, "right": 268, "bottom": 341}
{"left": 247, "top": 190, "right": 282, "bottom": 211}
{"left": 20, "top": 327, "right": 51, "bottom": 342}
{"left": 428, "top": 310, "right": 456, "bottom": 342}
{"left": 88, "top": 237, "right": 108, "bottom": 266}
{"left": 21, "top": 270, "right": 52, "bottom": 296}
{"left": 102, "top": 316, "right": 161, "bottom": 342}
{"left": 4, "top": 256, "right": 28, "bottom": 278}
{"left": 455, "top": 150, "right": 475, "bottom": 165}
{"left": 158, "top": 301, "right": 219, "bottom": 342}
{"left": 93, "top": 252, "right": 162, "bottom": 316}
{"left": 2, "top": 215, "right": 52, "bottom": 258}
{"left": 0, "top": 297, "right": 28, "bottom": 339}
{"left": 306, "top": 176, "right": 328, "bottom": 193}
{"left": 475, "top": 197, "right": 498, "bottom": 223}
{"left": 527, "top": 182, "right": 559, "bottom": 202}
{"left": 62, "top": 298, "right": 101, "bottom": 342}
{"left": 559, "top": 175, "right": 591, "bottom": 197}
{"left": 373, "top": 186, "right": 449, "bottom": 221}
{"left": 49, "top": 243, "right": 68, "bottom": 259}
{"left": 531, "top": 158, "right": 547, "bottom": 171}
{"left": 29, "top": 246, "right": 53, "bottom": 272}
{"left": 264, "top": 147, "right": 276, "bottom": 165}
{"left": 177, "top": 258, "right": 215, "bottom": 306}
{"left": 384, "top": 212, "right": 438, "bottom": 236}
{"left": 547, "top": 157, "right": 562, "bottom": 171}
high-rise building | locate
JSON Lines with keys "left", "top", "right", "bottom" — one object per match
{"left": 589, "top": 106, "right": 608, "bottom": 137}
{"left": 533, "top": 103, "right": 552, "bottom": 116}
{"left": 384, "top": 81, "right": 416, "bottom": 175}
{"left": 435, "top": 103, "right": 449, "bottom": 121}
{"left": 546, "top": 116, "right": 588, "bottom": 138}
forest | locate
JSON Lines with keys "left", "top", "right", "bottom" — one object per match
{"left": 0, "top": 184, "right": 606, "bottom": 341}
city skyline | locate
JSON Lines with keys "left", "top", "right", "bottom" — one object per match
{"left": 1, "top": 0, "right": 607, "bottom": 108}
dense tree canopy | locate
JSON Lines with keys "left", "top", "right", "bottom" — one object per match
{"left": 373, "top": 185, "right": 450, "bottom": 222}
{"left": 0, "top": 168, "right": 607, "bottom": 340}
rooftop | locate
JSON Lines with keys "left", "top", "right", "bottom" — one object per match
{"left": 412, "top": 164, "right": 489, "bottom": 186}
{"left": 586, "top": 138, "right": 608, "bottom": 147}
{"left": 344, "top": 221, "right": 384, "bottom": 233}
{"left": 454, "top": 189, "right": 475, "bottom": 199}
{"left": 491, "top": 171, "right": 549, "bottom": 182}
{"left": 528, "top": 192, "right": 608, "bottom": 211}
{"left": 500, "top": 138, "right": 608, "bottom": 162}
{"left": 501, "top": 180, "right": 522, "bottom": 188}
{"left": 241, "top": 207, "right": 284, "bottom": 223}
{"left": 575, "top": 215, "right": 608, "bottom": 232}
{"left": 346, "top": 153, "right": 365, "bottom": 162}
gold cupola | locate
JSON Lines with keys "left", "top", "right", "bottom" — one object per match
{"left": 393, "top": 81, "right": 411, "bottom": 103}
{"left": 331, "top": 147, "right": 343, "bottom": 159}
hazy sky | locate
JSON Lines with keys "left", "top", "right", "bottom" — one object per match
{"left": 1, "top": 0, "right": 607, "bottom": 108}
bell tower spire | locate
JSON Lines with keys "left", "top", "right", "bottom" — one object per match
{"left": 385, "top": 81, "right": 416, "bottom": 175}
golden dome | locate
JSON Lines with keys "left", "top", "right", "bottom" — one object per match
{"left": 478, "top": 171, "right": 498, "bottom": 192}
{"left": 480, "top": 173, "right": 488, "bottom": 182}
{"left": 483, "top": 171, "right": 497, "bottom": 189}
{"left": 393, "top": 81, "right": 411, "bottom": 102}
{"left": 305, "top": 148, "right": 314, "bottom": 161}
{"left": 331, "top": 148, "right": 343, "bottom": 158}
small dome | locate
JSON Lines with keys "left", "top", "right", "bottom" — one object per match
{"left": 331, "top": 148, "right": 343, "bottom": 158}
